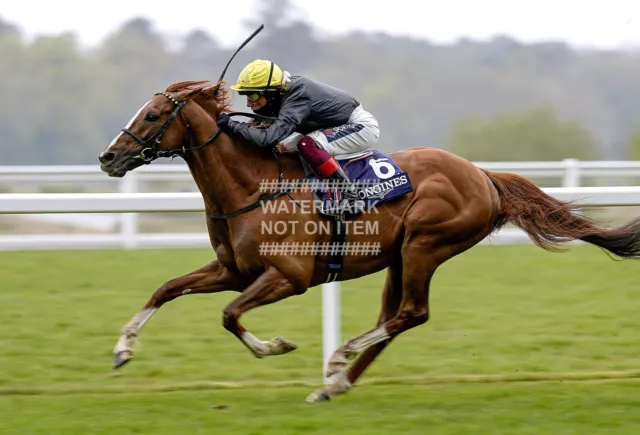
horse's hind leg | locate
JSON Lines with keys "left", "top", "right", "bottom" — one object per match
{"left": 112, "top": 259, "right": 246, "bottom": 369}
{"left": 307, "top": 240, "right": 439, "bottom": 402}
{"left": 306, "top": 259, "right": 404, "bottom": 401}
{"left": 326, "top": 260, "right": 403, "bottom": 378}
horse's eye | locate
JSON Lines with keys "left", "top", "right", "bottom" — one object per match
{"left": 145, "top": 113, "right": 159, "bottom": 122}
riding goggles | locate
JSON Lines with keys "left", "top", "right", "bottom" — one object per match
{"left": 239, "top": 91, "right": 263, "bottom": 102}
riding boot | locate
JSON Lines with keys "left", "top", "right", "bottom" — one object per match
{"left": 297, "top": 135, "right": 359, "bottom": 199}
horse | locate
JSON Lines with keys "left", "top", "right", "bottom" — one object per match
{"left": 98, "top": 80, "right": 640, "bottom": 402}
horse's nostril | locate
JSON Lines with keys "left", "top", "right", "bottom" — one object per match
{"left": 99, "top": 151, "right": 115, "bottom": 164}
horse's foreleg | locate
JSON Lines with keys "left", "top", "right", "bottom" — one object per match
{"left": 113, "top": 259, "right": 246, "bottom": 369}
{"left": 222, "top": 266, "right": 299, "bottom": 358}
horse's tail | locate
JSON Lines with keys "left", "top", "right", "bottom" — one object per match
{"left": 484, "top": 170, "right": 640, "bottom": 259}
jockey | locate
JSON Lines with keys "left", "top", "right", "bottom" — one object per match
{"left": 217, "top": 59, "right": 380, "bottom": 196}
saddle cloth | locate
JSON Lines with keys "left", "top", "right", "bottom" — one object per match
{"left": 301, "top": 150, "right": 414, "bottom": 216}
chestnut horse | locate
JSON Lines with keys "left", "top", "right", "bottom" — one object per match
{"left": 99, "top": 80, "right": 640, "bottom": 402}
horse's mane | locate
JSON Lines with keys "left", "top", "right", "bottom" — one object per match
{"left": 165, "top": 80, "right": 233, "bottom": 113}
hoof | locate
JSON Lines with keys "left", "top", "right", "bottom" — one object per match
{"left": 308, "top": 373, "right": 353, "bottom": 402}
{"left": 273, "top": 336, "right": 297, "bottom": 354}
{"left": 113, "top": 350, "right": 132, "bottom": 369}
{"left": 306, "top": 389, "right": 331, "bottom": 403}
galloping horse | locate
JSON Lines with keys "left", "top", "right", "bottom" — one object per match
{"left": 99, "top": 80, "right": 640, "bottom": 402}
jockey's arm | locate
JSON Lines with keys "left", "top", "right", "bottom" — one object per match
{"left": 227, "top": 89, "right": 311, "bottom": 148}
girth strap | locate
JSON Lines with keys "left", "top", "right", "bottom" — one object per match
{"left": 324, "top": 216, "right": 347, "bottom": 283}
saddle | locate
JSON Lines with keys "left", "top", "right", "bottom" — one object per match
{"left": 299, "top": 149, "right": 414, "bottom": 217}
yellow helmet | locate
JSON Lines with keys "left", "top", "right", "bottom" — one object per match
{"left": 230, "top": 59, "right": 285, "bottom": 92}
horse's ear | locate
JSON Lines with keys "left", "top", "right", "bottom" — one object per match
{"left": 181, "top": 87, "right": 204, "bottom": 100}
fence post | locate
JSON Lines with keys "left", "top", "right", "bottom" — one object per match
{"left": 562, "top": 158, "right": 581, "bottom": 188}
{"left": 119, "top": 173, "right": 139, "bottom": 249}
{"left": 322, "top": 281, "right": 341, "bottom": 383}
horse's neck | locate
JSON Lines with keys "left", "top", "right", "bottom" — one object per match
{"left": 179, "top": 100, "right": 297, "bottom": 218}
{"left": 185, "top": 134, "right": 278, "bottom": 216}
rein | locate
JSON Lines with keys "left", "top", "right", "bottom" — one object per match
{"left": 205, "top": 175, "right": 309, "bottom": 220}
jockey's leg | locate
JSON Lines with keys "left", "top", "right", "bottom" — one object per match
{"left": 299, "top": 106, "right": 379, "bottom": 196}
{"left": 112, "top": 259, "right": 248, "bottom": 369}
{"left": 296, "top": 136, "right": 355, "bottom": 194}
{"left": 309, "top": 106, "right": 380, "bottom": 161}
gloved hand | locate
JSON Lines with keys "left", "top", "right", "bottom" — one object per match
{"left": 217, "top": 113, "right": 231, "bottom": 129}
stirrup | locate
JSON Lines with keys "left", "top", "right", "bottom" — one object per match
{"left": 327, "top": 167, "right": 358, "bottom": 198}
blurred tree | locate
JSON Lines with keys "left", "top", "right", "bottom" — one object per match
{"left": 99, "top": 17, "right": 171, "bottom": 87}
{"left": 242, "top": 0, "right": 319, "bottom": 72}
{"left": 181, "top": 30, "right": 219, "bottom": 63}
{"left": 98, "top": 17, "right": 169, "bottom": 78}
{"left": 446, "top": 107, "right": 596, "bottom": 161}
{"left": 23, "top": 35, "right": 104, "bottom": 164}
{"left": 96, "top": 17, "right": 174, "bottom": 150}
{"left": 175, "top": 30, "right": 225, "bottom": 82}
{"left": 0, "top": 16, "right": 21, "bottom": 39}
{"left": 627, "top": 131, "right": 640, "bottom": 160}
{"left": 1, "top": 13, "right": 640, "bottom": 165}
{"left": 0, "top": 26, "right": 31, "bottom": 164}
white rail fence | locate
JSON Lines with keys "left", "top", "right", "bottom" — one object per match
{"left": 1, "top": 186, "right": 639, "bottom": 250}
{"left": 1, "top": 160, "right": 639, "bottom": 378}
{"left": 1, "top": 159, "right": 640, "bottom": 250}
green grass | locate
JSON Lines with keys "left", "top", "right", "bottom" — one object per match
{"left": 0, "top": 245, "right": 639, "bottom": 433}
{"left": 2, "top": 382, "right": 640, "bottom": 435}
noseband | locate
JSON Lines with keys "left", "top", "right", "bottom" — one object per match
{"left": 121, "top": 92, "right": 222, "bottom": 163}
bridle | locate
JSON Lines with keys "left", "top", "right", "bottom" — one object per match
{"left": 121, "top": 91, "right": 222, "bottom": 164}
{"left": 118, "top": 90, "right": 308, "bottom": 219}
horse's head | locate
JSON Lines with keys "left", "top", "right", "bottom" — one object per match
{"left": 99, "top": 81, "right": 230, "bottom": 177}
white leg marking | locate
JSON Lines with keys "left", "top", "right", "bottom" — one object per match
{"left": 326, "top": 326, "right": 390, "bottom": 376}
{"left": 306, "top": 372, "right": 353, "bottom": 402}
{"left": 240, "top": 332, "right": 297, "bottom": 358}
{"left": 114, "top": 307, "right": 158, "bottom": 354}
{"left": 347, "top": 326, "right": 390, "bottom": 354}
{"left": 241, "top": 331, "right": 270, "bottom": 358}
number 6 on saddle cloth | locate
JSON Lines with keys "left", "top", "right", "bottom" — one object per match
{"left": 298, "top": 149, "right": 414, "bottom": 216}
